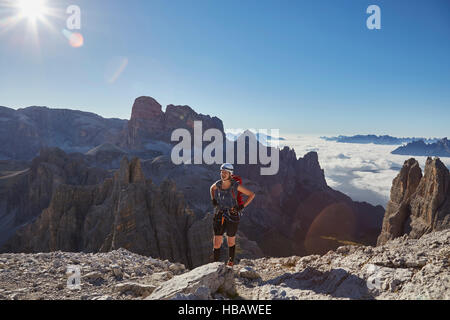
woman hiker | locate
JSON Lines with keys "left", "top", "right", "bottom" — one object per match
{"left": 210, "top": 163, "right": 255, "bottom": 266}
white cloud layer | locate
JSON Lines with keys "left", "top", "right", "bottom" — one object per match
{"left": 278, "top": 134, "right": 450, "bottom": 208}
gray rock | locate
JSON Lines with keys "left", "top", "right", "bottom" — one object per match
{"left": 238, "top": 266, "right": 260, "bottom": 280}
{"left": 82, "top": 271, "right": 104, "bottom": 281}
{"left": 150, "top": 271, "right": 173, "bottom": 282}
{"left": 147, "top": 262, "right": 235, "bottom": 300}
{"left": 110, "top": 264, "right": 123, "bottom": 279}
{"left": 113, "top": 282, "right": 156, "bottom": 298}
{"left": 168, "top": 263, "right": 186, "bottom": 275}
{"left": 92, "top": 295, "right": 113, "bottom": 300}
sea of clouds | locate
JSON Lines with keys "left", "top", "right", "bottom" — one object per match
{"left": 274, "top": 134, "right": 450, "bottom": 208}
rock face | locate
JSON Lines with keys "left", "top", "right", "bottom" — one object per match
{"left": 84, "top": 143, "right": 128, "bottom": 169}
{"left": 0, "top": 106, "right": 126, "bottom": 160}
{"left": 1, "top": 229, "right": 448, "bottom": 300}
{"left": 1, "top": 154, "right": 214, "bottom": 269}
{"left": 377, "top": 157, "right": 450, "bottom": 245}
{"left": 125, "top": 97, "right": 165, "bottom": 148}
{"left": 0, "top": 147, "right": 109, "bottom": 247}
{"left": 124, "top": 97, "right": 224, "bottom": 149}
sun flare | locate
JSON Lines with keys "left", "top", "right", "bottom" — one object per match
{"left": 17, "top": 0, "right": 48, "bottom": 21}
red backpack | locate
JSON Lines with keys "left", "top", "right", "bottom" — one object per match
{"left": 231, "top": 175, "right": 244, "bottom": 206}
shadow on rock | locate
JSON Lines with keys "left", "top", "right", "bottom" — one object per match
{"left": 262, "top": 267, "right": 375, "bottom": 300}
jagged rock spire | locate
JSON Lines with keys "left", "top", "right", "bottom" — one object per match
{"left": 377, "top": 157, "right": 450, "bottom": 245}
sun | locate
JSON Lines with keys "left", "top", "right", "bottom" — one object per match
{"left": 0, "top": 0, "right": 65, "bottom": 49}
{"left": 17, "top": 0, "right": 48, "bottom": 21}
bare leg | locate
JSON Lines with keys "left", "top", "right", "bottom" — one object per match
{"left": 227, "top": 236, "right": 236, "bottom": 247}
{"left": 214, "top": 236, "right": 223, "bottom": 249}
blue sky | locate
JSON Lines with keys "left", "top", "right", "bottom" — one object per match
{"left": 0, "top": 0, "right": 449, "bottom": 137}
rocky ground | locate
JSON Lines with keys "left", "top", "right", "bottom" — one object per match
{"left": 0, "top": 229, "right": 449, "bottom": 300}
{"left": 0, "top": 248, "right": 186, "bottom": 300}
{"left": 235, "top": 229, "right": 449, "bottom": 300}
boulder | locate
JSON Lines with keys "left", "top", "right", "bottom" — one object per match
{"left": 146, "top": 262, "right": 236, "bottom": 300}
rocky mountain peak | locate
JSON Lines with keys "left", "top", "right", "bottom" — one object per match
{"left": 130, "top": 96, "right": 164, "bottom": 121}
{"left": 377, "top": 157, "right": 450, "bottom": 245}
{"left": 280, "top": 146, "right": 297, "bottom": 163}
{"left": 125, "top": 96, "right": 224, "bottom": 149}
{"left": 390, "top": 158, "right": 423, "bottom": 204}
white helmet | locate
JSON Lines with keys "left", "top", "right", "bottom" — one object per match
{"left": 220, "top": 163, "right": 234, "bottom": 174}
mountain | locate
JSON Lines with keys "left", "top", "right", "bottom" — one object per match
{"left": 1, "top": 155, "right": 215, "bottom": 269}
{"left": 1, "top": 228, "right": 448, "bottom": 300}
{"left": 321, "top": 134, "right": 440, "bottom": 145}
{"left": 1, "top": 145, "right": 385, "bottom": 264}
{"left": 377, "top": 157, "right": 450, "bottom": 245}
{"left": 0, "top": 96, "right": 385, "bottom": 265}
{"left": 123, "top": 96, "right": 224, "bottom": 149}
{"left": 391, "top": 138, "right": 450, "bottom": 157}
{"left": 0, "top": 106, "right": 127, "bottom": 160}
{"left": 226, "top": 131, "right": 286, "bottom": 145}
{"left": 229, "top": 145, "right": 385, "bottom": 256}
{"left": 0, "top": 147, "right": 110, "bottom": 246}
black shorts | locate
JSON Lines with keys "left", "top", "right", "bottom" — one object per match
{"left": 213, "top": 210, "right": 239, "bottom": 237}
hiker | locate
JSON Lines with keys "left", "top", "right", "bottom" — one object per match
{"left": 210, "top": 163, "right": 255, "bottom": 266}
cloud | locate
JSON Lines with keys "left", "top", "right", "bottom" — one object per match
{"left": 279, "top": 134, "right": 450, "bottom": 207}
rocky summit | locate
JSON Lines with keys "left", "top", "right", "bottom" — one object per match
{"left": 0, "top": 229, "right": 448, "bottom": 300}
{"left": 378, "top": 157, "right": 450, "bottom": 245}
{"left": 124, "top": 96, "right": 224, "bottom": 149}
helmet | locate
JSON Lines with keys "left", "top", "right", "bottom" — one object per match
{"left": 220, "top": 163, "right": 234, "bottom": 174}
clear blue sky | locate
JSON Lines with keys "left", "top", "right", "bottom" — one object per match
{"left": 1, "top": 0, "right": 449, "bottom": 137}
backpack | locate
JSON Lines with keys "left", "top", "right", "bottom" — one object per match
{"left": 231, "top": 175, "right": 244, "bottom": 206}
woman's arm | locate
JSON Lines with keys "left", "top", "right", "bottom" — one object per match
{"left": 237, "top": 185, "right": 255, "bottom": 208}
{"left": 210, "top": 183, "right": 217, "bottom": 200}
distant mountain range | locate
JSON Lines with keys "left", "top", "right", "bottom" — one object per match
{"left": 391, "top": 138, "right": 450, "bottom": 157}
{"left": 226, "top": 130, "right": 285, "bottom": 146}
{"left": 321, "top": 134, "right": 440, "bottom": 145}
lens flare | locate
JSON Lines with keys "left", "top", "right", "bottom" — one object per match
{"left": 62, "top": 29, "right": 84, "bottom": 48}
{"left": 69, "top": 32, "right": 83, "bottom": 47}
{"left": 304, "top": 201, "right": 358, "bottom": 255}
{"left": 105, "top": 56, "right": 129, "bottom": 83}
